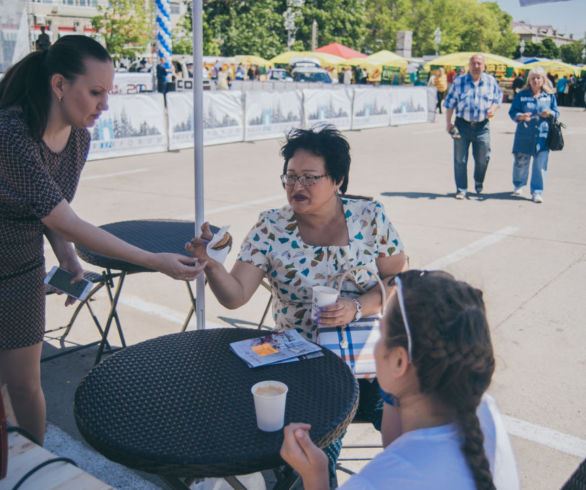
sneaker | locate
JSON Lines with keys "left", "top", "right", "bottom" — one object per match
{"left": 455, "top": 191, "right": 466, "bottom": 200}
{"left": 475, "top": 185, "right": 483, "bottom": 194}
{"left": 532, "top": 193, "right": 544, "bottom": 203}
{"left": 512, "top": 187, "right": 523, "bottom": 197}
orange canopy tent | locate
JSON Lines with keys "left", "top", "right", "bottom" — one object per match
{"left": 315, "top": 42, "right": 367, "bottom": 59}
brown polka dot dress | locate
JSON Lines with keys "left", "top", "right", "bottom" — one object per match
{"left": 0, "top": 108, "right": 90, "bottom": 350}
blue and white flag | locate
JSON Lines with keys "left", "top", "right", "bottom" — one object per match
{"left": 519, "top": 0, "right": 570, "bottom": 6}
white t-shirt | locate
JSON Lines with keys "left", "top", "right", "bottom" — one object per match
{"left": 340, "top": 394, "right": 519, "bottom": 490}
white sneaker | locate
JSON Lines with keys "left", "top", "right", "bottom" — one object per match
{"left": 456, "top": 191, "right": 466, "bottom": 200}
{"left": 512, "top": 187, "right": 523, "bottom": 197}
{"left": 532, "top": 194, "right": 543, "bottom": 203}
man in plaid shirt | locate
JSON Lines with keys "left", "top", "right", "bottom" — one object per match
{"left": 444, "top": 54, "right": 502, "bottom": 199}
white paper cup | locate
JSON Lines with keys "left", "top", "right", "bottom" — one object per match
{"left": 312, "top": 286, "right": 339, "bottom": 324}
{"left": 251, "top": 381, "right": 288, "bottom": 432}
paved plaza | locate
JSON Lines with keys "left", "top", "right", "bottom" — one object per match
{"left": 40, "top": 103, "right": 586, "bottom": 489}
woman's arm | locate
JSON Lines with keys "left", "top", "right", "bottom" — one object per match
{"left": 184, "top": 222, "right": 266, "bottom": 309}
{"left": 318, "top": 252, "right": 407, "bottom": 327}
{"left": 42, "top": 200, "right": 205, "bottom": 281}
{"left": 201, "top": 259, "right": 265, "bottom": 309}
{"left": 44, "top": 227, "right": 85, "bottom": 305}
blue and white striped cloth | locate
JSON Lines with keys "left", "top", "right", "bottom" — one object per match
{"left": 444, "top": 72, "right": 503, "bottom": 122}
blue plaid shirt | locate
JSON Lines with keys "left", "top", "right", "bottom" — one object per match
{"left": 444, "top": 72, "right": 502, "bottom": 122}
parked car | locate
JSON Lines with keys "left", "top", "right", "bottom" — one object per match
{"left": 268, "top": 68, "right": 293, "bottom": 81}
{"left": 291, "top": 66, "right": 332, "bottom": 83}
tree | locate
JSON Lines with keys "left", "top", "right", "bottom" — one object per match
{"left": 202, "top": 0, "right": 284, "bottom": 58}
{"left": 540, "top": 38, "right": 560, "bottom": 59}
{"left": 173, "top": 2, "right": 220, "bottom": 55}
{"left": 560, "top": 41, "right": 585, "bottom": 65}
{"left": 91, "top": 0, "right": 151, "bottom": 62}
{"left": 295, "top": 0, "right": 369, "bottom": 52}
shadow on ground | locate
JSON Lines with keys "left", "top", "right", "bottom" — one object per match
{"left": 380, "top": 191, "right": 531, "bottom": 202}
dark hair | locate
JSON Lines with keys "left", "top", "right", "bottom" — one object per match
{"left": 0, "top": 35, "right": 111, "bottom": 140}
{"left": 385, "top": 270, "right": 496, "bottom": 490}
{"left": 280, "top": 125, "right": 351, "bottom": 194}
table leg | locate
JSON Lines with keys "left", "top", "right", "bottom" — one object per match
{"left": 273, "top": 466, "right": 301, "bottom": 490}
{"left": 94, "top": 271, "right": 126, "bottom": 365}
{"left": 181, "top": 281, "right": 197, "bottom": 332}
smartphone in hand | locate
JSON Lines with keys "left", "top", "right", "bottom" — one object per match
{"left": 44, "top": 266, "right": 92, "bottom": 301}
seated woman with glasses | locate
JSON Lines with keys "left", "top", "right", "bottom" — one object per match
{"left": 186, "top": 125, "right": 407, "bottom": 483}
{"left": 280, "top": 270, "right": 520, "bottom": 490}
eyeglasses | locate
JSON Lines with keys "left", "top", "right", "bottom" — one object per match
{"left": 387, "top": 270, "right": 454, "bottom": 363}
{"left": 280, "top": 174, "right": 328, "bottom": 187}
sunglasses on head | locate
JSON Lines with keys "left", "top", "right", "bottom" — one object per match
{"left": 386, "top": 270, "right": 454, "bottom": 363}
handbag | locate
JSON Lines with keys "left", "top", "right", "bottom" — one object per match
{"left": 547, "top": 117, "right": 565, "bottom": 151}
{"left": 316, "top": 266, "right": 386, "bottom": 379}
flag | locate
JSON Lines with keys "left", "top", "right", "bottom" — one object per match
{"left": 519, "top": 0, "right": 570, "bottom": 6}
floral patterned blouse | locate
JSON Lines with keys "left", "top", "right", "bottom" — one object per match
{"left": 237, "top": 197, "right": 404, "bottom": 340}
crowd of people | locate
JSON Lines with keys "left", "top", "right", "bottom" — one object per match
{"left": 3, "top": 34, "right": 570, "bottom": 489}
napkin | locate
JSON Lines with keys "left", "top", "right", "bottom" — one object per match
{"left": 205, "top": 226, "right": 231, "bottom": 264}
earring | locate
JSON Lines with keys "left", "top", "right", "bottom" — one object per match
{"left": 58, "top": 96, "right": 63, "bottom": 103}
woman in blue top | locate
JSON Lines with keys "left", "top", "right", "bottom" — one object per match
{"left": 509, "top": 66, "right": 559, "bottom": 203}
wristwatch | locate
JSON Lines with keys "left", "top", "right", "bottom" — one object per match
{"left": 352, "top": 298, "right": 363, "bottom": 321}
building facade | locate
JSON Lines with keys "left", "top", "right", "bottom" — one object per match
{"left": 512, "top": 21, "right": 575, "bottom": 48}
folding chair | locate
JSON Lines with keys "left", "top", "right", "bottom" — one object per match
{"left": 42, "top": 270, "right": 125, "bottom": 363}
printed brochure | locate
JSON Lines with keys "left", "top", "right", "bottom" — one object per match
{"left": 230, "top": 330, "right": 322, "bottom": 368}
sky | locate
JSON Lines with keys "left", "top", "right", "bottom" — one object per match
{"left": 481, "top": 0, "right": 586, "bottom": 40}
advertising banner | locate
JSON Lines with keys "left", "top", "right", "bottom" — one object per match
{"left": 167, "top": 91, "right": 244, "bottom": 149}
{"left": 112, "top": 73, "right": 153, "bottom": 94}
{"left": 389, "top": 87, "right": 428, "bottom": 125}
{"left": 88, "top": 93, "right": 167, "bottom": 160}
{"left": 303, "top": 88, "right": 353, "bottom": 130}
{"left": 244, "top": 90, "right": 303, "bottom": 141}
{"left": 351, "top": 87, "right": 391, "bottom": 130}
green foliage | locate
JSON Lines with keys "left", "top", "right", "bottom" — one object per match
{"left": 170, "top": 0, "right": 531, "bottom": 62}
{"left": 91, "top": 0, "right": 151, "bottom": 61}
{"left": 173, "top": 3, "right": 219, "bottom": 55}
{"left": 560, "top": 41, "right": 585, "bottom": 65}
{"left": 295, "top": 0, "right": 369, "bottom": 51}
{"left": 540, "top": 38, "right": 560, "bottom": 59}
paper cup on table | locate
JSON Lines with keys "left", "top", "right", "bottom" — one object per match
{"left": 312, "top": 286, "right": 339, "bottom": 325}
{"left": 251, "top": 381, "right": 288, "bottom": 432}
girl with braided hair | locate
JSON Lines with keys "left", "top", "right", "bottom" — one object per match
{"left": 281, "top": 270, "right": 519, "bottom": 489}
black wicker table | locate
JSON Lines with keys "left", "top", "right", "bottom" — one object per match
{"left": 75, "top": 220, "right": 213, "bottom": 364}
{"left": 74, "top": 328, "right": 359, "bottom": 489}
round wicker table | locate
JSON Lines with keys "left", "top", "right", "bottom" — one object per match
{"left": 74, "top": 328, "right": 359, "bottom": 488}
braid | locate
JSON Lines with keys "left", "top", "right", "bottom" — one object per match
{"left": 458, "top": 405, "right": 496, "bottom": 490}
{"left": 385, "top": 271, "right": 497, "bottom": 489}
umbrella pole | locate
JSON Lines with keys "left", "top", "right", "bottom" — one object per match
{"left": 193, "top": 0, "right": 205, "bottom": 330}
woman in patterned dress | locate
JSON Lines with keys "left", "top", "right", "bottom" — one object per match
{"left": 0, "top": 36, "right": 205, "bottom": 445}
{"left": 187, "top": 125, "right": 407, "bottom": 484}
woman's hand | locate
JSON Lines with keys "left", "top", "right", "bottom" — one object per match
{"left": 280, "top": 423, "right": 329, "bottom": 490}
{"left": 316, "top": 297, "right": 358, "bottom": 326}
{"left": 58, "top": 256, "right": 84, "bottom": 306}
{"left": 539, "top": 110, "right": 552, "bottom": 118}
{"left": 517, "top": 112, "right": 532, "bottom": 122}
{"left": 184, "top": 222, "right": 215, "bottom": 265}
{"left": 151, "top": 253, "right": 207, "bottom": 281}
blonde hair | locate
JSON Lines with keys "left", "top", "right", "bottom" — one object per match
{"left": 522, "top": 66, "right": 554, "bottom": 94}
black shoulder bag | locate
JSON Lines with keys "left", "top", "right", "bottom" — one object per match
{"left": 547, "top": 116, "right": 565, "bottom": 152}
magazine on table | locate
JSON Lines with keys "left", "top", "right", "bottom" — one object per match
{"left": 230, "top": 330, "right": 323, "bottom": 368}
